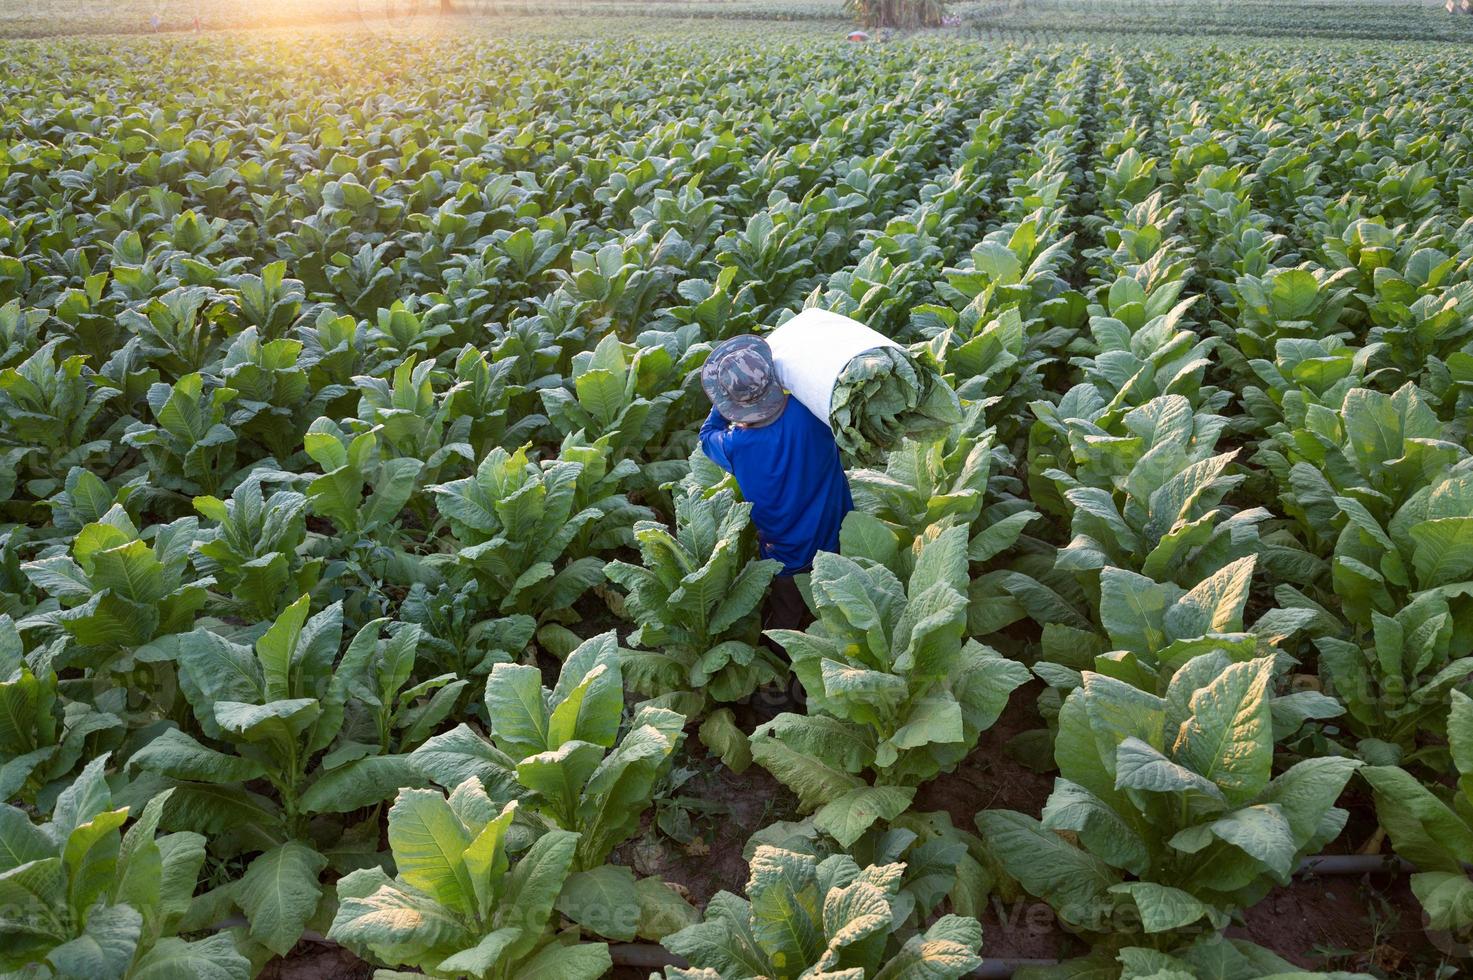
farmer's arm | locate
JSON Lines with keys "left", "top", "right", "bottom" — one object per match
{"left": 700, "top": 406, "right": 736, "bottom": 472}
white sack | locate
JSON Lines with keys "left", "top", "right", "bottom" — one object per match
{"left": 765, "top": 308, "right": 900, "bottom": 430}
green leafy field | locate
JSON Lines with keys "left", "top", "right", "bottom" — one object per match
{"left": 960, "top": 0, "right": 1473, "bottom": 42}
{"left": 0, "top": 0, "right": 849, "bottom": 38}
{"left": 1, "top": 14, "right": 1472, "bottom": 980}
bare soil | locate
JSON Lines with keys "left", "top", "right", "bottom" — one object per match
{"left": 259, "top": 944, "right": 372, "bottom": 980}
{"left": 1233, "top": 874, "right": 1442, "bottom": 976}
{"left": 915, "top": 680, "right": 1055, "bottom": 825}
{"left": 614, "top": 736, "right": 798, "bottom": 908}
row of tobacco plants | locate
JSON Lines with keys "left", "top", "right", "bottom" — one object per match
{"left": 1, "top": 22, "right": 1472, "bottom": 980}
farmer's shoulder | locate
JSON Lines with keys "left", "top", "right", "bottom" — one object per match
{"left": 780, "top": 399, "right": 832, "bottom": 440}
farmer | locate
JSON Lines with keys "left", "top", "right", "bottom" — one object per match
{"left": 699, "top": 335, "right": 853, "bottom": 637}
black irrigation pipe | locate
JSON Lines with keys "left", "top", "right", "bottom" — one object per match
{"left": 202, "top": 853, "right": 1421, "bottom": 977}
{"left": 1296, "top": 854, "right": 1415, "bottom": 875}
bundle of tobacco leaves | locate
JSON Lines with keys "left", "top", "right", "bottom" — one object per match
{"left": 829, "top": 346, "right": 962, "bottom": 461}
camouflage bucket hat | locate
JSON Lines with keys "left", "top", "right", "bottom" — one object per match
{"left": 701, "top": 334, "right": 787, "bottom": 425}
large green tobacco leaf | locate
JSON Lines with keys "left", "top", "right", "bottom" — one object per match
{"left": 1172, "top": 656, "right": 1275, "bottom": 806}
{"left": 233, "top": 841, "right": 327, "bottom": 956}
{"left": 976, "top": 809, "right": 1117, "bottom": 924}
{"left": 128, "top": 933, "right": 252, "bottom": 980}
{"left": 45, "top": 904, "right": 144, "bottom": 980}
{"left": 127, "top": 728, "right": 267, "bottom": 784}
{"left": 388, "top": 787, "right": 481, "bottom": 916}
{"left": 556, "top": 865, "right": 698, "bottom": 943}
{"left": 813, "top": 785, "right": 917, "bottom": 848}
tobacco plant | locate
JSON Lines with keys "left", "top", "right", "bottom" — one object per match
{"left": 410, "top": 631, "right": 685, "bottom": 872}
{"left": 604, "top": 488, "right": 784, "bottom": 721}
{"left": 980, "top": 654, "right": 1359, "bottom": 949}
{"left": 0, "top": 758, "right": 251, "bottom": 979}
{"left": 329, "top": 782, "right": 612, "bottom": 980}
{"left": 659, "top": 845, "right": 984, "bottom": 980}
{"left": 751, "top": 525, "right": 1030, "bottom": 844}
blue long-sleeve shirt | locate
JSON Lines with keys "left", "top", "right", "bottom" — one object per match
{"left": 700, "top": 400, "right": 853, "bottom": 575}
